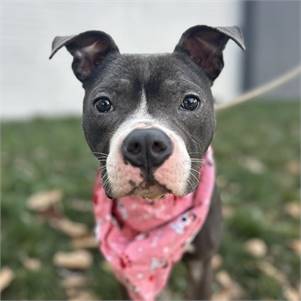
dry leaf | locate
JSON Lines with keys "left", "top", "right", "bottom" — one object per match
{"left": 286, "top": 160, "right": 300, "bottom": 176}
{"left": 244, "top": 238, "right": 267, "bottom": 257}
{"left": 68, "top": 290, "right": 97, "bottom": 301}
{"left": 241, "top": 157, "right": 266, "bottom": 174}
{"left": 53, "top": 250, "right": 92, "bottom": 270}
{"left": 259, "top": 261, "right": 286, "bottom": 284}
{"left": 211, "top": 254, "right": 223, "bottom": 270}
{"left": 283, "top": 285, "right": 301, "bottom": 301}
{"left": 62, "top": 274, "right": 88, "bottom": 289}
{"left": 0, "top": 267, "right": 14, "bottom": 292}
{"left": 70, "top": 199, "right": 92, "bottom": 212}
{"left": 215, "top": 271, "right": 243, "bottom": 298}
{"left": 159, "top": 288, "right": 181, "bottom": 301}
{"left": 65, "top": 287, "right": 79, "bottom": 299}
{"left": 217, "top": 176, "right": 227, "bottom": 188}
{"left": 230, "top": 281, "right": 244, "bottom": 298}
{"left": 101, "top": 261, "right": 112, "bottom": 273}
{"left": 258, "top": 261, "right": 300, "bottom": 300}
{"left": 289, "top": 240, "right": 301, "bottom": 255}
{"left": 72, "top": 235, "right": 98, "bottom": 249}
{"left": 216, "top": 271, "right": 233, "bottom": 288}
{"left": 50, "top": 218, "right": 89, "bottom": 238}
{"left": 222, "top": 206, "right": 234, "bottom": 219}
{"left": 27, "top": 190, "right": 62, "bottom": 211}
{"left": 285, "top": 203, "right": 301, "bottom": 219}
{"left": 212, "top": 288, "right": 231, "bottom": 301}
{"left": 22, "top": 257, "right": 41, "bottom": 271}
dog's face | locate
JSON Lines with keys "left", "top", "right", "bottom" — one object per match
{"left": 50, "top": 26, "right": 245, "bottom": 199}
{"left": 83, "top": 54, "right": 215, "bottom": 198}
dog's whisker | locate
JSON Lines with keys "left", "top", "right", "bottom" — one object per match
{"left": 102, "top": 175, "right": 109, "bottom": 187}
{"left": 93, "top": 152, "right": 108, "bottom": 158}
{"left": 190, "top": 172, "right": 200, "bottom": 179}
{"left": 189, "top": 168, "right": 201, "bottom": 187}
{"left": 93, "top": 151, "right": 108, "bottom": 155}
{"left": 98, "top": 163, "right": 107, "bottom": 167}
{"left": 95, "top": 155, "right": 107, "bottom": 158}
{"left": 190, "top": 158, "right": 204, "bottom": 166}
{"left": 190, "top": 163, "right": 202, "bottom": 166}
{"left": 98, "top": 163, "right": 107, "bottom": 172}
{"left": 188, "top": 172, "right": 198, "bottom": 185}
{"left": 94, "top": 154, "right": 108, "bottom": 159}
{"left": 186, "top": 177, "right": 194, "bottom": 190}
{"left": 95, "top": 157, "right": 108, "bottom": 161}
{"left": 96, "top": 158, "right": 108, "bottom": 163}
{"left": 188, "top": 176, "right": 198, "bottom": 190}
{"left": 190, "top": 166, "right": 201, "bottom": 173}
{"left": 189, "top": 170, "right": 200, "bottom": 185}
{"left": 102, "top": 172, "right": 110, "bottom": 191}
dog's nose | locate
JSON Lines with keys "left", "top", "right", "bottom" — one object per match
{"left": 122, "top": 128, "right": 173, "bottom": 173}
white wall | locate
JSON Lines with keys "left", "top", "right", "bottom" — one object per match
{"left": 0, "top": 0, "right": 243, "bottom": 120}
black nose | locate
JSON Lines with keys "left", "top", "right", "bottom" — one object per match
{"left": 122, "top": 128, "right": 173, "bottom": 174}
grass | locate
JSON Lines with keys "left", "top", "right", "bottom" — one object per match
{"left": 1, "top": 100, "right": 300, "bottom": 300}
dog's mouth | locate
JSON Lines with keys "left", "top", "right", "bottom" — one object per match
{"left": 128, "top": 180, "right": 171, "bottom": 199}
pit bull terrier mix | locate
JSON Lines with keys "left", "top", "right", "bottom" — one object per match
{"left": 50, "top": 25, "right": 245, "bottom": 300}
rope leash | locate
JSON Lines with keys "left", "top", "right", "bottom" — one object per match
{"left": 215, "top": 65, "right": 301, "bottom": 111}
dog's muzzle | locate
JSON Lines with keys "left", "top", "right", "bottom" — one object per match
{"left": 121, "top": 128, "right": 173, "bottom": 179}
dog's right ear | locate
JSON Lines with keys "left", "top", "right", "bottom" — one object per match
{"left": 49, "top": 31, "right": 119, "bottom": 82}
{"left": 174, "top": 25, "right": 245, "bottom": 83}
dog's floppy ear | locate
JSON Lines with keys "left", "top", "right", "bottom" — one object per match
{"left": 174, "top": 25, "right": 245, "bottom": 82}
{"left": 49, "top": 30, "right": 119, "bottom": 82}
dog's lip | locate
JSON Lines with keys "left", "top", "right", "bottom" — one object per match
{"left": 123, "top": 180, "right": 171, "bottom": 199}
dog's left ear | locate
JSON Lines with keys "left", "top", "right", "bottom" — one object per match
{"left": 49, "top": 30, "right": 119, "bottom": 82}
{"left": 174, "top": 25, "right": 245, "bottom": 82}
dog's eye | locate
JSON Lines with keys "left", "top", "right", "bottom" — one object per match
{"left": 180, "top": 95, "right": 200, "bottom": 111}
{"left": 94, "top": 97, "right": 113, "bottom": 113}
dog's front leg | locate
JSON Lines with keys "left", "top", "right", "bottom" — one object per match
{"left": 185, "top": 256, "right": 213, "bottom": 300}
{"left": 184, "top": 186, "right": 223, "bottom": 300}
{"left": 119, "top": 283, "right": 130, "bottom": 300}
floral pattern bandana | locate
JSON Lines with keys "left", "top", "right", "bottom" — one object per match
{"left": 93, "top": 147, "right": 215, "bottom": 301}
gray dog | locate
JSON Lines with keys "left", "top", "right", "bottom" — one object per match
{"left": 50, "top": 25, "right": 245, "bottom": 300}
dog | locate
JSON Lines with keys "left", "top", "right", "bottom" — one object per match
{"left": 50, "top": 25, "right": 245, "bottom": 300}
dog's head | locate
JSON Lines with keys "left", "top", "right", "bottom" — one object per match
{"left": 50, "top": 25, "right": 245, "bottom": 199}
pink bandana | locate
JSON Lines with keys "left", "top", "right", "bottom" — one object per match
{"left": 93, "top": 147, "right": 215, "bottom": 301}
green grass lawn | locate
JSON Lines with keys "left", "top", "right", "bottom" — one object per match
{"left": 1, "top": 100, "right": 300, "bottom": 300}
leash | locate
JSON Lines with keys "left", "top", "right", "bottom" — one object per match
{"left": 215, "top": 65, "right": 301, "bottom": 111}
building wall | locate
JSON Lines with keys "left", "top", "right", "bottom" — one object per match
{"left": 243, "top": 0, "right": 301, "bottom": 99}
{"left": 0, "top": 0, "right": 243, "bottom": 120}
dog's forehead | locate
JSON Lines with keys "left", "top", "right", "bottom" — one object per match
{"left": 90, "top": 53, "right": 208, "bottom": 94}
